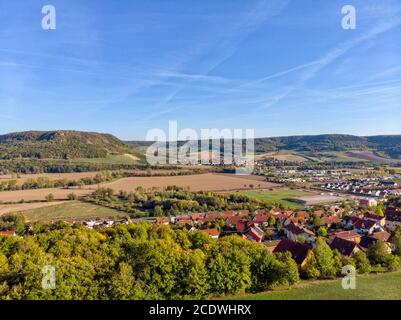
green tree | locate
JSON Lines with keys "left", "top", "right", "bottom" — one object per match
{"left": 268, "top": 215, "right": 276, "bottom": 227}
{"left": 367, "top": 240, "right": 391, "bottom": 267}
{"left": 302, "top": 252, "right": 320, "bottom": 279}
{"left": 317, "top": 226, "right": 328, "bottom": 237}
{"left": 376, "top": 205, "right": 384, "bottom": 217}
{"left": 109, "top": 262, "right": 144, "bottom": 300}
{"left": 153, "top": 205, "right": 164, "bottom": 217}
{"left": 391, "top": 232, "right": 401, "bottom": 257}
{"left": 353, "top": 251, "right": 371, "bottom": 274}
{"left": 45, "top": 193, "right": 54, "bottom": 202}
{"left": 314, "top": 238, "right": 336, "bottom": 278}
{"left": 206, "top": 237, "right": 251, "bottom": 295}
{"left": 0, "top": 253, "right": 8, "bottom": 273}
{"left": 67, "top": 193, "right": 77, "bottom": 200}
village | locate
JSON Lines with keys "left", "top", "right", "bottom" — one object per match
{"left": 146, "top": 203, "right": 401, "bottom": 266}
{"left": 2, "top": 197, "right": 396, "bottom": 269}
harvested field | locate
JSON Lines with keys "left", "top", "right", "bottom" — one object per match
{"left": 0, "top": 168, "right": 211, "bottom": 183}
{"left": 0, "top": 173, "right": 279, "bottom": 202}
{"left": 99, "top": 173, "right": 279, "bottom": 192}
{"left": 0, "top": 172, "right": 101, "bottom": 182}
{"left": 0, "top": 187, "right": 92, "bottom": 203}
{"left": 0, "top": 201, "right": 68, "bottom": 216}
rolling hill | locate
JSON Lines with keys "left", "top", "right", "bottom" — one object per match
{"left": 127, "top": 134, "right": 401, "bottom": 162}
{"left": 0, "top": 130, "right": 132, "bottom": 160}
{"left": 0, "top": 131, "right": 400, "bottom": 163}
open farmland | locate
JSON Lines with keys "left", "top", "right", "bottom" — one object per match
{"left": 0, "top": 187, "right": 93, "bottom": 203}
{"left": 19, "top": 201, "right": 126, "bottom": 222}
{"left": 344, "top": 151, "right": 397, "bottom": 163}
{"left": 98, "top": 173, "right": 279, "bottom": 192}
{"left": 255, "top": 151, "right": 308, "bottom": 162}
{"left": 0, "top": 173, "right": 279, "bottom": 203}
{"left": 69, "top": 153, "right": 140, "bottom": 164}
{"left": 240, "top": 189, "right": 317, "bottom": 209}
{"left": 0, "top": 167, "right": 213, "bottom": 183}
{"left": 0, "top": 171, "right": 102, "bottom": 183}
{"left": 0, "top": 201, "right": 68, "bottom": 216}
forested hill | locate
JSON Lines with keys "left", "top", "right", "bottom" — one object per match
{"left": 0, "top": 130, "right": 132, "bottom": 159}
{"left": 1, "top": 131, "right": 400, "bottom": 160}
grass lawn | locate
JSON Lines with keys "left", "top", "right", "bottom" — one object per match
{"left": 241, "top": 189, "right": 316, "bottom": 209}
{"left": 21, "top": 201, "right": 127, "bottom": 222}
{"left": 228, "top": 271, "right": 401, "bottom": 300}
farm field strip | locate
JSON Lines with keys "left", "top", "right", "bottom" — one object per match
{"left": 18, "top": 201, "right": 127, "bottom": 222}
{"left": 97, "top": 173, "right": 279, "bottom": 193}
{"left": 0, "top": 201, "right": 68, "bottom": 216}
{"left": 0, "top": 173, "right": 279, "bottom": 202}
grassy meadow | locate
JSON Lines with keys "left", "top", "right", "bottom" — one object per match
{"left": 20, "top": 201, "right": 127, "bottom": 222}
{"left": 241, "top": 189, "right": 316, "bottom": 209}
{"left": 228, "top": 271, "right": 401, "bottom": 300}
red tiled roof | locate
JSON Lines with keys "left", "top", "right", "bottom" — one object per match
{"left": 0, "top": 230, "right": 16, "bottom": 236}
{"left": 238, "top": 210, "right": 250, "bottom": 217}
{"left": 330, "top": 237, "right": 359, "bottom": 256}
{"left": 201, "top": 228, "right": 220, "bottom": 237}
{"left": 226, "top": 216, "right": 247, "bottom": 232}
{"left": 273, "top": 239, "right": 311, "bottom": 264}
{"left": 254, "top": 215, "right": 268, "bottom": 223}
{"left": 386, "top": 207, "right": 401, "bottom": 222}
{"left": 372, "top": 231, "right": 391, "bottom": 242}
{"left": 243, "top": 226, "right": 264, "bottom": 242}
{"left": 223, "top": 211, "right": 235, "bottom": 218}
{"left": 286, "top": 217, "right": 306, "bottom": 224}
{"left": 332, "top": 230, "right": 360, "bottom": 241}
{"left": 353, "top": 219, "right": 377, "bottom": 230}
{"left": 359, "top": 236, "right": 377, "bottom": 249}
{"left": 363, "top": 213, "right": 383, "bottom": 221}
{"left": 314, "top": 210, "right": 325, "bottom": 218}
{"left": 284, "top": 223, "right": 315, "bottom": 236}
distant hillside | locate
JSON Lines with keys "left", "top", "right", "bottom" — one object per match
{"left": 127, "top": 134, "right": 401, "bottom": 160}
{"left": 0, "top": 130, "right": 132, "bottom": 160}
{"left": 253, "top": 134, "right": 401, "bottom": 159}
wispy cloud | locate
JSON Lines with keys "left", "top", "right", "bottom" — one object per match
{"left": 254, "top": 15, "right": 401, "bottom": 111}
{"left": 144, "top": 0, "right": 291, "bottom": 120}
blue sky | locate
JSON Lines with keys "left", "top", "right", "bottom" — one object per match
{"left": 0, "top": 0, "right": 401, "bottom": 140}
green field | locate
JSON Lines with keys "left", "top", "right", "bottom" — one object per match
{"left": 241, "top": 189, "right": 316, "bottom": 209}
{"left": 229, "top": 271, "right": 401, "bottom": 300}
{"left": 70, "top": 153, "right": 141, "bottom": 165}
{"left": 21, "top": 201, "right": 127, "bottom": 222}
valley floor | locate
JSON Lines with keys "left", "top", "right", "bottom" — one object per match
{"left": 0, "top": 173, "right": 280, "bottom": 203}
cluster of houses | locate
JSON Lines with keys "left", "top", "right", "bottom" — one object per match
{"left": 321, "top": 179, "right": 400, "bottom": 199}
{"left": 1, "top": 204, "right": 401, "bottom": 268}
{"left": 264, "top": 169, "right": 355, "bottom": 183}
{"left": 0, "top": 217, "right": 132, "bottom": 237}
{"left": 81, "top": 218, "right": 130, "bottom": 229}
{"left": 155, "top": 204, "right": 401, "bottom": 266}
